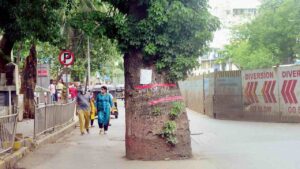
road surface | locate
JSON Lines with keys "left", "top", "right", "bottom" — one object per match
{"left": 16, "top": 101, "right": 300, "bottom": 169}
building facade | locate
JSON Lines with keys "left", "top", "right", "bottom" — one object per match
{"left": 193, "top": 0, "right": 261, "bottom": 75}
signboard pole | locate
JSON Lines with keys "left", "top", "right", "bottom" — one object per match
{"left": 87, "top": 36, "right": 91, "bottom": 87}
{"left": 65, "top": 67, "right": 69, "bottom": 103}
{"left": 8, "top": 88, "right": 11, "bottom": 115}
{"left": 58, "top": 50, "right": 75, "bottom": 103}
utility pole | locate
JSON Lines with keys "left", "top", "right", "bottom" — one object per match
{"left": 87, "top": 36, "right": 91, "bottom": 88}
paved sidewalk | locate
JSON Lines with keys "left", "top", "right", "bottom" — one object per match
{"left": 16, "top": 120, "right": 34, "bottom": 138}
{"left": 0, "top": 103, "right": 78, "bottom": 169}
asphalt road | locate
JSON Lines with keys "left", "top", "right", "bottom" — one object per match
{"left": 16, "top": 101, "right": 300, "bottom": 169}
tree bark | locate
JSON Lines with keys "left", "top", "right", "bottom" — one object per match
{"left": 124, "top": 50, "right": 192, "bottom": 160}
{"left": 20, "top": 45, "right": 37, "bottom": 119}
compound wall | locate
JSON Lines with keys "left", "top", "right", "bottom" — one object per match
{"left": 179, "top": 71, "right": 242, "bottom": 118}
{"left": 278, "top": 66, "right": 300, "bottom": 122}
{"left": 179, "top": 76, "right": 204, "bottom": 114}
{"left": 214, "top": 71, "right": 243, "bottom": 119}
{"left": 242, "top": 68, "right": 280, "bottom": 121}
{"left": 180, "top": 65, "right": 300, "bottom": 123}
{"left": 203, "top": 73, "right": 214, "bottom": 117}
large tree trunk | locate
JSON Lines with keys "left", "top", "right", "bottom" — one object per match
{"left": 0, "top": 33, "right": 15, "bottom": 72}
{"left": 124, "top": 50, "right": 192, "bottom": 160}
{"left": 20, "top": 45, "right": 37, "bottom": 119}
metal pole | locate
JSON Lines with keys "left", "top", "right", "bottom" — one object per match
{"left": 8, "top": 88, "right": 11, "bottom": 115}
{"left": 66, "top": 67, "right": 69, "bottom": 103}
{"left": 34, "top": 107, "right": 36, "bottom": 139}
{"left": 87, "top": 36, "right": 91, "bottom": 88}
{"left": 11, "top": 113, "right": 18, "bottom": 152}
{"left": 44, "top": 106, "right": 47, "bottom": 135}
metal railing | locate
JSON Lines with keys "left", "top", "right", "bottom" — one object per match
{"left": 0, "top": 113, "right": 18, "bottom": 154}
{"left": 34, "top": 101, "right": 76, "bottom": 139}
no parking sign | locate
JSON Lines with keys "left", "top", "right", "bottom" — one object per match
{"left": 58, "top": 50, "right": 75, "bottom": 66}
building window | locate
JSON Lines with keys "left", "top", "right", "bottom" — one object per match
{"left": 233, "top": 8, "right": 257, "bottom": 16}
{"left": 226, "top": 10, "right": 231, "bottom": 15}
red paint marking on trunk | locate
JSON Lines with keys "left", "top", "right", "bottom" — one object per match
{"left": 135, "top": 84, "right": 177, "bottom": 90}
{"left": 148, "top": 96, "right": 183, "bottom": 106}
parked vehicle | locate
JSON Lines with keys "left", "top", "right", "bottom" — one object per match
{"left": 116, "top": 84, "right": 125, "bottom": 99}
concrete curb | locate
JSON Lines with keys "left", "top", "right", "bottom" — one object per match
{"left": 0, "top": 121, "right": 77, "bottom": 169}
{"left": 0, "top": 147, "right": 29, "bottom": 169}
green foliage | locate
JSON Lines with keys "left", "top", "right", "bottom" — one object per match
{"left": 0, "top": 1, "right": 66, "bottom": 44}
{"left": 222, "top": 41, "right": 280, "bottom": 69}
{"left": 160, "top": 121, "right": 177, "bottom": 146}
{"left": 69, "top": 0, "right": 219, "bottom": 81}
{"left": 13, "top": 41, "right": 61, "bottom": 75}
{"left": 13, "top": 35, "right": 122, "bottom": 82}
{"left": 144, "top": 43, "right": 157, "bottom": 55}
{"left": 63, "top": 1, "right": 124, "bottom": 82}
{"left": 158, "top": 102, "right": 185, "bottom": 146}
{"left": 2, "top": 0, "right": 218, "bottom": 82}
{"left": 70, "top": 35, "right": 123, "bottom": 82}
{"left": 130, "top": 0, "right": 219, "bottom": 81}
{"left": 223, "top": 0, "right": 300, "bottom": 69}
{"left": 169, "top": 102, "right": 184, "bottom": 120}
{"left": 159, "top": 102, "right": 185, "bottom": 145}
{"left": 152, "top": 107, "right": 162, "bottom": 116}
{"left": 166, "top": 136, "right": 178, "bottom": 147}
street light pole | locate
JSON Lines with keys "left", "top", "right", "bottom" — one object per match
{"left": 87, "top": 36, "right": 91, "bottom": 88}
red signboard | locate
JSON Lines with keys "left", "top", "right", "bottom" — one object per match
{"left": 278, "top": 66, "right": 300, "bottom": 115}
{"left": 37, "top": 69, "right": 48, "bottom": 77}
{"left": 58, "top": 50, "right": 75, "bottom": 66}
{"left": 242, "top": 66, "right": 300, "bottom": 119}
{"left": 242, "top": 69, "right": 278, "bottom": 115}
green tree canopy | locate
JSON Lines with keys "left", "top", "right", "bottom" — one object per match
{"left": 6, "top": 0, "right": 122, "bottom": 82}
{"left": 222, "top": 0, "right": 300, "bottom": 69}
{"left": 0, "top": 1, "right": 65, "bottom": 49}
{"left": 70, "top": 0, "right": 219, "bottom": 81}
{"left": 0, "top": 0, "right": 68, "bottom": 75}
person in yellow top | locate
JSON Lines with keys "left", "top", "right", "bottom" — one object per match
{"left": 89, "top": 93, "right": 96, "bottom": 127}
{"left": 56, "top": 79, "right": 64, "bottom": 90}
{"left": 56, "top": 79, "right": 65, "bottom": 102}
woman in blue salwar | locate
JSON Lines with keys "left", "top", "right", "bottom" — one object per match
{"left": 96, "top": 86, "right": 113, "bottom": 134}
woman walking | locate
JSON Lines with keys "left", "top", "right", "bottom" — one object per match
{"left": 76, "top": 89, "right": 90, "bottom": 135}
{"left": 96, "top": 86, "right": 113, "bottom": 134}
{"left": 90, "top": 93, "right": 96, "bottom": 127}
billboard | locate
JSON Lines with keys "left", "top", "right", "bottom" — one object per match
{"left": 242, "top": 69, "right": 280, "bottom": 119}
{"left": 278, "top": 66, "right": 300, "bottom": 119}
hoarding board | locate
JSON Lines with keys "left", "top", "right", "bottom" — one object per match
{"left": 278, "top": 66, "right": 300, "bottom": 120}
{"left": 242, "top": 69, "right": 280, "bottom": 118}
